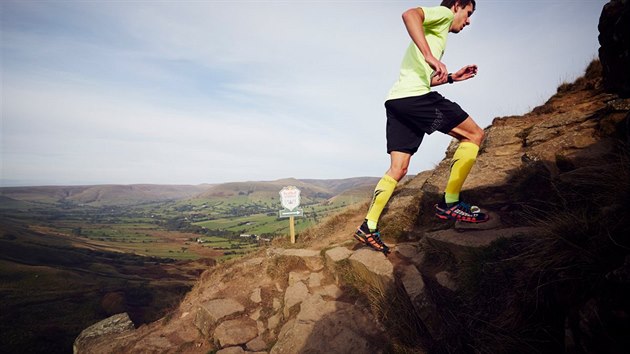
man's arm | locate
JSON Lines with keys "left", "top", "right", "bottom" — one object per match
{"left": 402, "top": 7, "right": 448, "bottom": 82}
{"left": 431, "top": 64, "right": 478, "bottom": 86}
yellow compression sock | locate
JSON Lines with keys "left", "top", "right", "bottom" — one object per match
{"left": 444, "top": 142, "right": 480, "bottom": 204}
{"left": 365, "top": 174, "right": 398, "bottom": 231}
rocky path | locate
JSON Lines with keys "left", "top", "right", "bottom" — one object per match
{"left": 74, "top": 63, "right": 630, "bottom": 353}
{"left": 75, "top": 215, "right": 542, "bottom": 354}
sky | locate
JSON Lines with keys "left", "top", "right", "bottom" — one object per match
{"left": 1, "top": 0, "right": 608, "bottom": 186}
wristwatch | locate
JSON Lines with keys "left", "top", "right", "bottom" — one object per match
{"left": 447, "top": 73, "right": 454, "bottom": 84}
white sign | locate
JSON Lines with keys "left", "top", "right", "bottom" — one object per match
{"left": 279, "top": 186, "right": 301, "bottom": 211}
{"left": 279, "top": 208, "right": 304, "bottom": 218}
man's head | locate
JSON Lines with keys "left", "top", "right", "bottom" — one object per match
{"left": 441, "top": 0, "right": 475, "bottom": 33}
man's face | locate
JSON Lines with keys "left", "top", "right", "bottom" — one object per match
{"left": 450, "top": 3, "right": 474, "bottom": 33}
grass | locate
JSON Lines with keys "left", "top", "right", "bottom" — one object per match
{"left": 333, "top": 258, "right": 431, "bottom": 353}
{"left": 0, "top": 180, "right": 374, "bottom": 353}
{"left": 193, "top": 200, "right": 357, "bottom": 237}
{"left": 447, "top": 149, "right": 630, "bottom": 353}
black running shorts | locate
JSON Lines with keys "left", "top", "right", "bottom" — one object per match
{"left": 385, "top": 91, "right": 469, "bottom": 155}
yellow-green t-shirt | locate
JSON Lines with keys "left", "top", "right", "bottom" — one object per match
{"left": 387, "top": 6, "right": 454, "bottom": 101}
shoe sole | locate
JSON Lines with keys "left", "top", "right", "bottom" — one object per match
{"left": 354, "top": 231, "right": 390, "bottom": 255}
{"left": 434, "top": 205, "right": 490, "bottom": 223}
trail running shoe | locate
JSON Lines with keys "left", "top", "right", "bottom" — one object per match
{"left": 435, "top": 200, "right": 489, "bottom": 223}
{"left": 354, "top": 221, "right": 390, "bottom": 254}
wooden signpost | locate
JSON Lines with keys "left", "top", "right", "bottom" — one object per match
{"left": 279, "top": 186, "right": 302, "bottom": 243}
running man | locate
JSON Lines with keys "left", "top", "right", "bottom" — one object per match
{"left": 354, "top": 0, "right": 488, "bottom": 254}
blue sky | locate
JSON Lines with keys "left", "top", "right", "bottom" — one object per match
{"left": 1, "top": 0, "right": 607, "bottom": 186}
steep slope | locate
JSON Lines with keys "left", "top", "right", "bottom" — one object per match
{"left": 76, "top": 60, "right": 629, "bottom": 354}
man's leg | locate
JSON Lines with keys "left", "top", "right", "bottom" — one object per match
{"left": 435, "top": 116, "right": 489, "bottom": 222}
{"left": 365, "top": 151, "right": 411, "bottom": 231}
{"left": 355, "top": 152, "right": 411, "bottom": 253}
{"left": 444, "top": 117, "right": 484, "bottom": 204}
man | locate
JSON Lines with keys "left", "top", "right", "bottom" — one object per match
{"left": 354, "top": 0, "right": 488, "bottom": 254}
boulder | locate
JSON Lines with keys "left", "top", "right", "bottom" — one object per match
{"left": 399, "top": 265, "right": 445, "bottom": 340}
{"left": 246, "top": 335, "right": 268, "bottom": 351}
{"left": 271, "top": 294, "right": 384, "bottom": 354}
{"left": 267, "top": 313, "right": 282, "bottom": 331}
{"left": 307, "top": 272, "right": 324, "bottom": 288}
{"left": 395, "top": 243, "right": 426, "bottom": 267}
{"left": 599, "top": 0, "right": 630, "bottom": 97}
{"left": 250, "top": 288, "right": 262, "bottom": 303}
{"left": 216, "top": 347, "right": 245, "bottom": 354}
{"left": 348, "top": 248, "right": 394, "bottom": 293}
{"left": 213, "top": 318, "right": 258, "bottom": 347}
{"left": 325, "top": 246, "right": 353, "bottom": 266}
{"left": 424, "top": 227, "right": 541, "bottom": 260}
{"left": 283, "top": 281, "right": 309, "bottom": 317}
{"left": 195, "top": 298, "right": 245, "bottom": 336}
{"left": 73, "top": 313, "right": 135, "bottom": 354}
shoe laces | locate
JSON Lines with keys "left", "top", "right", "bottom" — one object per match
{"left": 457, "top": 201, "right": 481, "bottom": 214}
{"left": 370, "top": 231, "right": 386, "bottom": 247}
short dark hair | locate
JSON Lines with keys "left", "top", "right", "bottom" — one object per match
{"left": 440, "top": 0, "right": 476, "bottom": 11}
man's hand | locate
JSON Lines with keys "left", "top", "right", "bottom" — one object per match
{"left": 452, "top": 64, "right": 478, "bottom": 82}
{"left": 427, "top": 56, "right": 448, "bottom": 82}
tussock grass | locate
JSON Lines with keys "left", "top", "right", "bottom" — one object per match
{"left": 266, "top": 255, "right": 307, "bottom": 288}
{"left": 450, "top": 148, "right": 630, "bottom": 353}
{"left": 299, "top": 203, "right": 367, "bottom": 244}
{"left": 334, "top": 259, "right": 431, "bottom": 353}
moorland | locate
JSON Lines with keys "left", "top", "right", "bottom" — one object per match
{"left": 0, "top": 177, "right": 377, "bottom": 353}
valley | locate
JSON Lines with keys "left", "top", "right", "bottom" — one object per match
{"left": 0, "top": 177, "right": 376, "bottom": 353}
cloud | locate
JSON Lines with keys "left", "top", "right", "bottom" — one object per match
{"left": 1, "top": 0, "right": 608, "bottom": 186}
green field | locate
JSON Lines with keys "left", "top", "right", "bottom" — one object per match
{"left": 0, "top": 179, "right": 374, "bottom": 353}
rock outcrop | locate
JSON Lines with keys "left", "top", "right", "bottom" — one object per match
{"left": 73, "top": 313, "right": 135, "bottom": 354}
{"left": 599, "top": 0, "right": 630, "bottom": 98}
{"left": 74, "top": 243, "right": 392, "bottom": 353}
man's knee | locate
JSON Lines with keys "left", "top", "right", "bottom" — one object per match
{"left": 388, "top": 165, "right": 408, "bottom": 181}
{"left": 463, "top": 124, "right": 484, "bottom": 146}
{"left": 473, "top": 127, "right": 485, "bottom": 146}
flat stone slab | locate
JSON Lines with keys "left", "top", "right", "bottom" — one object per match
{"left": 195, "top": 298, "right": 245, "bottom": 335}
{"left": 246, "top": 336, "right": 268, "bottom": 351}
{"left": 325, "top": 246, "right": 354, "bottom": 263}
{"left": 424, "top": 226, "right": 542, "bottom": 259}
{"left": 348, "top": 248, "right": 394, "bottom": 292}
{"left": 399, "top": 264, "right": 445, "bottom": 340}
{"left": 250, "top": 288, "right": 262, "bottom": 303}
{"left": 271, "top": 295, "right": 384, "bottom": 354}
{"left": 283, "top": 281, "right": 309, "bottom": 317}
{"left": 214, "top": 318, "right": 258, "bottom": 347}
{"left": 454, "top": 211, "right": 502, "bottom": 230}
{"left": 217, "top": 347, "right": 246, "bottom": 354}
{"left": 307, "top": 271, "right": 323, "bottom": 288}
{"left": 395, "top": 243, "right": 426, "bottom": 267}
{"left": 74, "top": 313, "right": 135, "bottom": 354}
